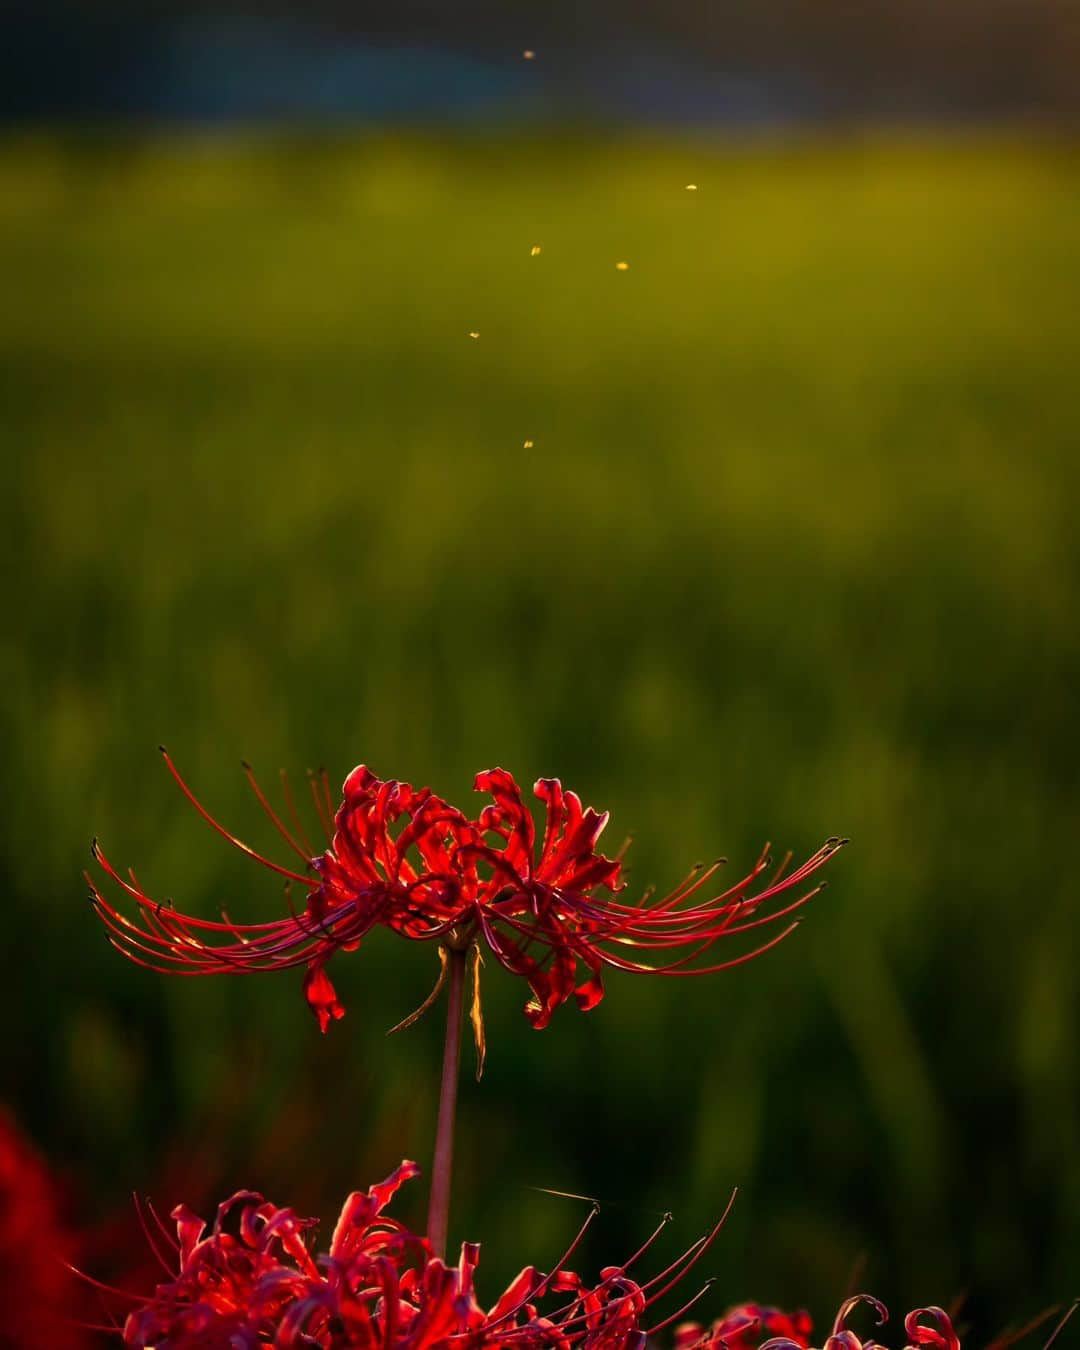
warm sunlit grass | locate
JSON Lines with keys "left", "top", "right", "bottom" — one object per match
{"left": 1, "top": 130, "right": 1077, "bottom": 1333}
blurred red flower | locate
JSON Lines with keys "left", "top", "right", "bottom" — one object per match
{"left": 0, "top": 1106, "right": 89, "bottom": 1350}
{"left": 90, "top": 753, "right": 844, "bottom": 1033}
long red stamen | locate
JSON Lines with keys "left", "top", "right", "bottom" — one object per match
{"left": 242, "top": 760, "right": 313, "bottom": 865}
{"left": 597, "top": 921, "right": 802, "bottom": 976}
{"left": 307, "top": 769, "right": 335, "bottom": 844}
{"left": 638, "top": 1188, "right": 737, "bottom": 1309}
{"left": 468, "top": 1202, "right": 602, "bottom": 1338}
{"left": 1043, "top": 1302, "right": 1080, "bottom": 1350}
{"left": 133, "top": 1193, "right": 174, "bottom": 1276}
{"left": 158, "top": 748, "right": 313, "bottom": 884}
{"left": 645, "top": 1279, "right": 717, "bottom": 1334}
{"left": 279, "top": 768, "right": 315, "bottom": 856}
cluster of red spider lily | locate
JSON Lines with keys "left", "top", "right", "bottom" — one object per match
{"left": 681, "top": 1300, "right": 961, "bottom": 1350}
{"left": 73, "top": 751, "right": 1014, "bottom": 1350}
{"left": 89, "top": 754, "right": 845, "bottom": 1038}
{"left": 88, "top": 1158, "right": 957, "bottom": 1350}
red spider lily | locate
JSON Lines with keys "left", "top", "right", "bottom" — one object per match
{"left": 757, "top": 1297, "right": 960, "bottom": 1350}
{"left": 90, "top": 752, "right": 845, "bottom": 1036}
{"left": 0, "top": 1106, "right": 90, "bottom": 1349}
{"left": 97, "top": 1160, "right": 738, "bottom": 1349}
{"left": 675, "top": 1303, "right": 813, "bottom": 1350}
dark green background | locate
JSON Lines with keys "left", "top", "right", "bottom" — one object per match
{"left": 1, "top": 131, "right": 1077, "bottom": 1338}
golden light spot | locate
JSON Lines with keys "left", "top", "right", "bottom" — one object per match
{"left": 530, "top": 245, "right": 542, "bottom": 256}
{"left": 685, "top": 183, "right": 698, "bottom": 191}
{"left": 523, "top": 439, "right": 534, "bottom": 449}
{"left": 468, "top": 331, "right": 480, "bottom": 339}
{"left": 615, "top": 261, "right": 629, "bottom": 271}
{"left": 522, "top": 49, "right": 536, "bottom": 60}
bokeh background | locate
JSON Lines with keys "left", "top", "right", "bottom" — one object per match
{"left": 2, "top": 2, "right": 1078, "bottom": 1341}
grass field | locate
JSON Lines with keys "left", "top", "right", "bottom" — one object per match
{"left": 1, "top": 130, "right": 1078, "bottom": 1333}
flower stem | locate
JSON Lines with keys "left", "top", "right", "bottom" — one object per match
{"left": 427, "top": 945, "right": 466, "bottom": 1260}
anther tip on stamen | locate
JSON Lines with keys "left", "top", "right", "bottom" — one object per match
{"left": 663, "top": 1210, "right": 674, "bottom": 1223}
{"left": 241, "top": 759, "right": 252, "bottom": 771}
{"left": 157, "top": 744, "right": 168, "bottom": 755}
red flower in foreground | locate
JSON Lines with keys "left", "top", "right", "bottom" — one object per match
{"left": 93, "top": 1165, "right": 961, "bottom": 1350}
{"left": 107, "top": 1160, "right": 736, "bottom": 1349}
{"left": 752, "top": 1296, "right": 960, "bottom": 1350}
{"left": 90, "top": 752, "right": 845, "bottom": 1036}
{"left": 0, "top": 1106, "right": 88, "bottom": 1350}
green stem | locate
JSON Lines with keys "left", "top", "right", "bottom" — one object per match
{"left": 427, "top": 945, "right": 466, "bottom": 1259}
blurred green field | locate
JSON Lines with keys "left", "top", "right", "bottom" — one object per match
{"left": 1, "top": 130, "right": 1078, "bottom": 1335}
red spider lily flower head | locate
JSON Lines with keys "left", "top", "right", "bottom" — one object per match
{"left": 0, "top": 1106, "right": 89, "bottom": 1349}
{"left": 89, "top": 751, "right": 846, "bottom": 1044}
{"left": 116, "top": 1161, "right": 423, "bottom": 1347}
{"left": 676, "top": 1303, "right": 813, "bottom": 1350}
{"left": 757, "top": 1297, "right": 961, "bottom": 1350}
{"left": 111, "top": 1162, "right": 737, "bottom": 1350}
